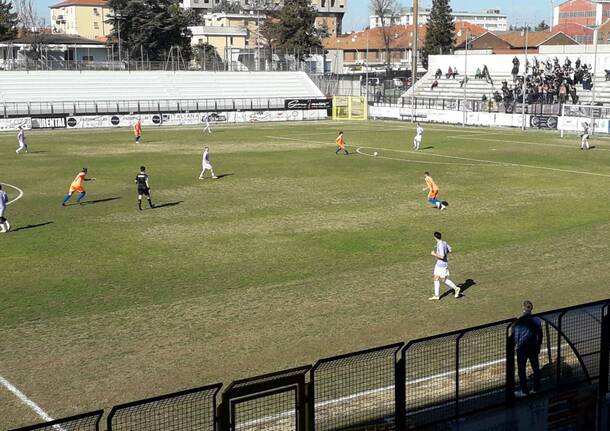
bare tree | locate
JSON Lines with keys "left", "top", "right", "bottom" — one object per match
{"left": 370, "top": 0, "right": 399, "bottom": 73}
{"left": 15, "top": 0, "right": 46, "bottom": 59}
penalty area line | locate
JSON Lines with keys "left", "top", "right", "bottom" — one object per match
{"left": 1, "top": 183, "right": 24, "bottom": 206}
{"left": 357, "top": 145, "right": 610, "bottom": 178}
{"left": 355, "top": 147, "right": 500, "bottom": 167}
{"left": 0, "top": 375, "right": 55, "bottom": 423}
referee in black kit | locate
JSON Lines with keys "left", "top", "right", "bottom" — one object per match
{"left": 135, "top": 166, "right": 155, "bottom": 211}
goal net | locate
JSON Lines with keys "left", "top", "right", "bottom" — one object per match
{"left": 332, "top": 96, "right": 368, "bottom": 121}
{"left": 560, "top": 104, "right": 610, "bottom": 138}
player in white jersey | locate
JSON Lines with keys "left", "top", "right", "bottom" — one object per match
{"left": 203, "top": 116, "right": 212, "bottom": 134}
{"left": 428, "top": 231, "right": 461, "bottom": 300}
{"left": 413, "top": 123, "right": 424, "bottom": 150}
{"left": 0, "top": 185, "right": 10, "bottom": 233}
{"left": 580, "top": 122, "right": 590, "bottom": 150}
{"left": 199, "top": 146, "right": 218, "bottom": 179}
{"left": 16, "top": 126, "right": 28, "bottom": 154}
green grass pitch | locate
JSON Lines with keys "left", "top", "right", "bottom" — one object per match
{"left": 1, "top": 120, "right": 610, "bottom": 428}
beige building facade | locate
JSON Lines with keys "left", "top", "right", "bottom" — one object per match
{"left": 50, "top": 0, "right": 113, "bottom": 40}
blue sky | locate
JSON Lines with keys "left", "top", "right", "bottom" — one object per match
{"left": 34, "top": 0, "right": 550, "bottom": 32}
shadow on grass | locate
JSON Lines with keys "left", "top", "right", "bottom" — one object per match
{"left": 439, "top": 279, "right": 476, "bottom": 300}
{"left": 420, "top": 146, "right": 435, "bottom": 150}
{"left": 12, "top": 221, "right": 54, "bottom": 232}
{"left": 216, "top": 173, "right": 234, "bottom": 179}
{"left": 152, "top": 201, "right": 183, "bottom": 209}
{"left": 81, "top": 197, "right": 122, "bottom": 205}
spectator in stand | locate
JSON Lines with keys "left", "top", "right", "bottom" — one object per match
{"left": 512, "top": 300, "right": 543, "bottom": 397}
{"left": 460, "top": 76, "right": 468, "bottom": 88}
{"left": 569, "top": 83, "right": 579, "bottom": 104}
{"left": 559, "top": 82, "right": 568, "bottom": 104}
{"left": 446, "top": 66, "right": 453, "bottom": 79}
{"left": 482, "top": 65, "right": 493, "bottom": 85}
{"left": 582, "top": 69, "right": 593, "bottom": 90}
{"left": 512, "top": 56, "right": 520, "bottom": 82}
{"left": 431, "top": 79, "right": 439, "bottom": 90}
{"left": 452, "top": 67, "right": 459, "bottom": 79}
{"left": 435, "top": 68, "right": 443, "bottom": 80}
{"left": 475, "top": 67, "right": 482, "bottom": 79}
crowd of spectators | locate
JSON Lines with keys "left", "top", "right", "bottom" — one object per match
{"left": 495, "top": 56, "right": 594, "bottom": 105}
{"left": 430, "top": 56, "right": 597, "bottom": 106}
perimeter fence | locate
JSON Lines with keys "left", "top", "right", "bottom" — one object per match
{"left": 9, "top": 298, "right": 610, "bottom": 431}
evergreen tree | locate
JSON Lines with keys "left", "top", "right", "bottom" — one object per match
{"left": 422, "top": 0, "right": 454, "bottom": 68}
{"left": 534, "top": 20, "right": 549, "bottom": 31}
{"left": 272, "top": 0, "right": 323, "bottom": 58}
{"left": 107, "top": 0, "right": 194, "bottom": 62}
{"left": 0, "top": 0, "right": 18, "bottom": 41}
{"left": 194, "top": 42, "right": 223, "bottom": 70}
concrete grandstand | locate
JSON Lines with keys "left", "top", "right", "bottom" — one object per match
{"left": 0, "top": 71, "right": 324, "bottom": 117}
{"left": 404, "top": 45, "right": 610, "bottom": 106}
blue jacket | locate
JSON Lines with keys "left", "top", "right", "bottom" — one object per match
{"left": 513, "top": 313, "right": 543, "bottom": 350}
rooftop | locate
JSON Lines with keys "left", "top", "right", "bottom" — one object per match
{"left": 1, "top": 33, "right": 106, "bottom": 46}
{"left": 50, "top": 0, "right": 108, "bottom": 8}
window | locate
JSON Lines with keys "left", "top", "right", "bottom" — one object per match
{"left": 93, "top": 7, "right": 99, "bottom": 16}
{"left": 230, "top": 36, "right": 234, "bottom": 44}
{"left": 331, "top": 0, "right": 335, "bottom": 7}
{"left": 82, "top": 55, "right": 93, "bottom": 61}
{"left": 93, "top": 22, "right": 99, "bottom": 29}
{"left": 199, "top": 38, "right": 203, "bottom": 43}
{"left": 321, "top": 0, "right": 325, "bottom": 7}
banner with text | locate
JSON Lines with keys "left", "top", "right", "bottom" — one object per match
{"left": 0, "top": 117, "right": 32, "bottom": 131}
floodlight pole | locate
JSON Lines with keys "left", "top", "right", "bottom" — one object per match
{"left": 591, "top": 26, "right": 599, "bottom": 133}
{"left": 365, "top": 30, "right": 369, "bottom": 103}
{"left": 411, "top": 0, "right": 419, "bottom": 122}
{"left": 462, "top": 29, "right": 468, "bottom": 127}
{"left": 521, "top": 26, "right": 528, "bottom": 131}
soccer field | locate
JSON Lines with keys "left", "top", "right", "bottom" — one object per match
{"left": 2, "top": 120, "right": 610, "bottom": 428}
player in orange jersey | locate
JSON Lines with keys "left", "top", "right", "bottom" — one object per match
{"left": 134, "top": 119, "right": 142, "bottom": 144}
{"left": 423, "top": 172, "right": 446, "bottom": 210}
{"left": 62, "top": 168, "right": 96, "bottom": 206}
{"left": 335, "top": 131, "right": 349, "bottom": 155}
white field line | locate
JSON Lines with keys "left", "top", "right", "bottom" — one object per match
{"left": 356, "top": 145, "right": 610, "bottom": 178}
{"left": 238, "top": 340, "right": 574, "bottom": 429}
{"left": 238, "top": 356, "right": 507, "bottom": 428}
{"left": 267, "top": 136, "right": 610, "bottom": 178}
{"left": 0, "top": 375, "right": 54, "bottom": 423}
{"left": 1, "top": 183, "right": 24, "bottom": 205}
{"left": 356, "top": 147, "right": 501, "bottom": 167}
{"left": 456, "top": 134, "right": 610, "bottom": 152}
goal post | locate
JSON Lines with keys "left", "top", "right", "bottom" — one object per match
{"left": 560, "top": 104, "right": 610, "bottom": 138}
{"left": 332, "top": 96, "right": 368, "bottom": 121}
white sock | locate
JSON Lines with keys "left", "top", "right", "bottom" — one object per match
{"left": 434, "top": 280, "right": 440, "bottom": 297}
{"left": 445, "top": 279, "right": 457, "bottom": 290}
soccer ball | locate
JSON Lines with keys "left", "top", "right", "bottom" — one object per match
{"left": 373, "top": 151, "right": 378, "bottom": 157}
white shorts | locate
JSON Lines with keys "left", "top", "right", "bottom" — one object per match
{"left": 202, "top": 163, "right": 213, "bottom": 170}
{"left": 582, "top": 134, "right": 589, "bottom": 141}
{"left": 0, "top": 207, "right": 5, "bottom": 218}
{"left": 433, "top": 265, "right": 449, "bottom": 278}
{"left": 414, "top": 136, "right": 422, "bottom": 143}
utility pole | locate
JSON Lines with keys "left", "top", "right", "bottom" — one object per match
{"left": 462, "top": 29, "right": 468, "bottom": 127}
{"left": 411, "top": 0, "right": 418, "bottom": 122}
{"left": 521, "top": 26, "right": 528, "bottom": 131}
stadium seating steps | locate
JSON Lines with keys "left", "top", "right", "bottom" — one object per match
{"left": 405, "top": 62, "right": 610, "bottom": 106}
{"left": 0, "top": 71, "right": 324, "bottom": 103}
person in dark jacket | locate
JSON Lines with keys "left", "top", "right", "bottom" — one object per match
{"left": 512, "top": 300, "right": 543, "bottom": 397}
